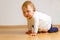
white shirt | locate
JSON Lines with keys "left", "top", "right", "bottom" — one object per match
{"left": 27, "top": 11, "right": 52, "bottom": 33}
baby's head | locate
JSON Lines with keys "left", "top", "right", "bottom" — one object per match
{"left": 22, "top": 1, "right": 36, "bottom": 19}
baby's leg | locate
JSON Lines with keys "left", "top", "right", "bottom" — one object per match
{"left": 48, "top": 24, "right": 58, "bottom": 33}
{"left": 38, "top": 29, "right": 48, "bottom": 33}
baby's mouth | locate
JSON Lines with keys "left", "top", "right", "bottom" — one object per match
{"left": 26, "top": 15, "right": 32, "bottom": 19}
{"left": 28, "top": 17, "right": 32, "bottom": 19}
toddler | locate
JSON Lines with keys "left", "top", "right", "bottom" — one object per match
{"left": 22, "top": 1, "right": 58, "bottom": 36}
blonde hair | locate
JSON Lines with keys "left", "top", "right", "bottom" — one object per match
{"left": 22, "top": 1, "right": 36, "bottom": 11}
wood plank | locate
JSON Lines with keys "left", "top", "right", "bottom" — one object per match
{"left": 0, "top": 24, "right": 60, "bottom": 28}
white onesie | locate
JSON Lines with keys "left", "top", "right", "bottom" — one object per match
{"left": 27, "top": 11, "right": 52, "bottom": 33}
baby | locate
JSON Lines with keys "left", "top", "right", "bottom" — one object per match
{"left": 22, "top": 1, "right": 58, "bottom": 36}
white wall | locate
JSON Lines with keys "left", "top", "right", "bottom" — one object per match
{"left": 0, "top": 0, "right": 60, "bottom": 25}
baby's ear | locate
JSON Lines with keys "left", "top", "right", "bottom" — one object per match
{"left": 32, "top": 25, "right": 34, "bottom": 28}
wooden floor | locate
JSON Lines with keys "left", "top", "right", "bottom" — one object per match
{"left": 0, "top": 27, "right": 60, "bottom": 40}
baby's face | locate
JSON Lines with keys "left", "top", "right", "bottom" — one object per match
{"left": 22, "top": 5, "right": 34, "bottom": 19}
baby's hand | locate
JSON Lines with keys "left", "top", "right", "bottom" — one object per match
{"left": 26, "top": 30, "right": 32, "bottom": 34}
{"left": 30, "top": 32, "right": 37, "bottom": 36}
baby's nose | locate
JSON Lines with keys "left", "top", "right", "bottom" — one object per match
{"left": 25, "top": 13, "right": 28, "bottom": 16}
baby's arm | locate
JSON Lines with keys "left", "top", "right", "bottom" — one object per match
{"left": 31, "top": 18, "right": 39, "bottom": 36}
{"left": 26, "top": 20, "right": 32, "bottom": 34}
